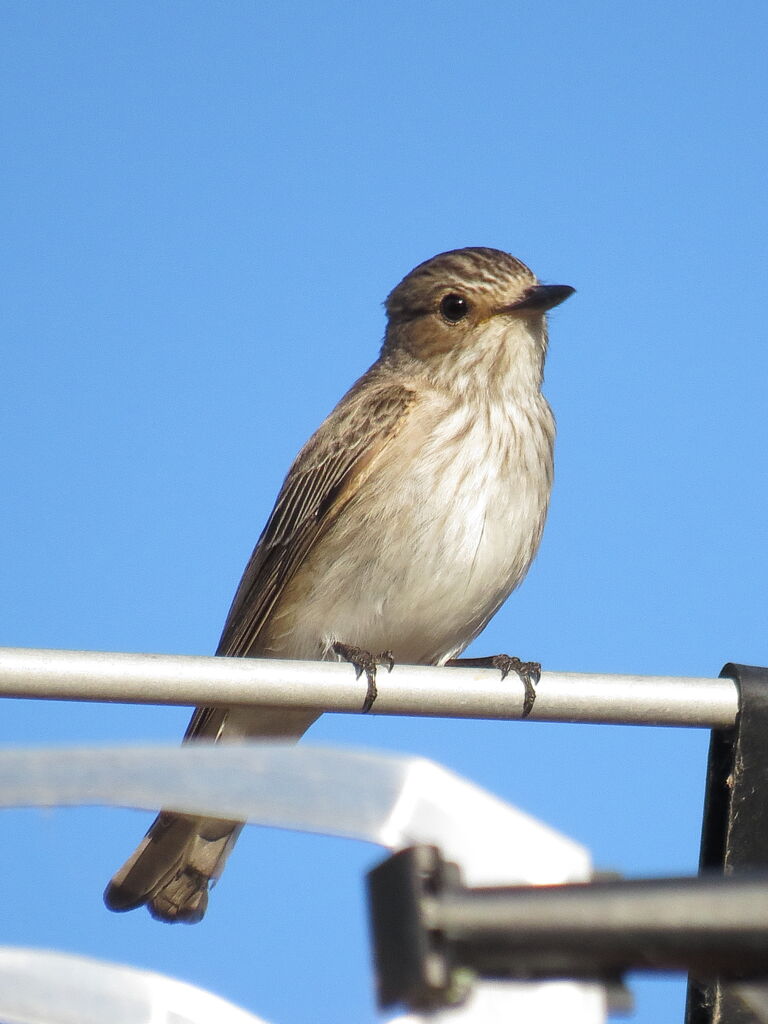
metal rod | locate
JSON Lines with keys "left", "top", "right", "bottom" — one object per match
{"left": 435, "top": 875, "right": 768, "bottom": 977}
{"left": 0, "top": 646, "right": 738, "bottom": 728}
{"left": 437, "top": 876, "right": 768, "bottom": 954}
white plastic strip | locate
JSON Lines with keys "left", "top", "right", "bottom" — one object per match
{"left": 392, "top": 980, "right": 607, "bottom": 1024}
{"left": 0, "top": 946, "right": 268, "bottom": 1024}
{"left": 0, "top": 744, "right": 591, "bottom": 886}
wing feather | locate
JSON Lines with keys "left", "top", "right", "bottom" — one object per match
{"left": 216, "top": 381, "right": 415, "bottom": 657}
{"left": 183, "top": 373, "right": 417, "bottom": 742}
{"left": 183, "top": 375, "right": 416, "bottom": 733}
{"left": 184, "top": 375, "right": 416, "bottom": 740}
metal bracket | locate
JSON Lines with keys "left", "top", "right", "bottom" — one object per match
{"left": 367, "top": 846, "right": 768, "bottom": 1015}
{"left": 686, "top": 664, "right": 768, "bottom": 1024}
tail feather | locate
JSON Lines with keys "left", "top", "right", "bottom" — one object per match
{"left": 105, "top": 706, "right": 320, "bottom": 922}
{"left": 104, "top": 812, "right": 243, "bottom": 924}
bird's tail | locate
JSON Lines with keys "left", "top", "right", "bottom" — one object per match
{"left": 104, "top": 705, "right": 320, "bottom": 923}
{"left": 104, "top": 811, "right": 243, "bottom": 923}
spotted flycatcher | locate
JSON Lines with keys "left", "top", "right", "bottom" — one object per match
{"left": 105, "top": 247, "right": 574, "bottom": 922}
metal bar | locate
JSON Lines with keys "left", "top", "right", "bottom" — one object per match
{"left": 0, "top": 645, "right": 739, "bottom": 728}
{"left": 437, "top": 878, "right": 768, "bottom": 967}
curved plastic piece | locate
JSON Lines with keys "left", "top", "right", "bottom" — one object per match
{"left": 391, "top": 980, "right": 607, "bottom": 1024}
{"left": 0, "top": 946, "right": 268, "bottom": 1024}
{"left": 0, "top": 743, "right": 590, "bottom": 885}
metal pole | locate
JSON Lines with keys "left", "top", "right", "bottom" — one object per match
{"left": 0, "top": 645, "right": 739, "bottom": 728}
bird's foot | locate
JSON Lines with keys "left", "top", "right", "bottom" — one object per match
{"left": 446, "top": 654, "right": 541, "bottom": 718}
{"left": 332, "top": 642, "right": 395, "bottom": 713}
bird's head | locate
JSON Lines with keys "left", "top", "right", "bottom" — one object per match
{"left": 382, "top": 247, "right": 574, "bottom": 395}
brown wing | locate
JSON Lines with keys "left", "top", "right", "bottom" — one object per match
{"left": 184, "top": 370, "right": 417, "bottom": 741}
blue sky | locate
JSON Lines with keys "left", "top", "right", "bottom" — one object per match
{"left": 1, "top": 2, "right": 767, "bottom": 1021}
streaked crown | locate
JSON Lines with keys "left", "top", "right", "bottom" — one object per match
{"left": 385, "top": 247, "right": 535, "bottom": 325}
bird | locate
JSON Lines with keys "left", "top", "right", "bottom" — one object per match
{"left": 104, "top": 246, "right": 574, "bottom": 923}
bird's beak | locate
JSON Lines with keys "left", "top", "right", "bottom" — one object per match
{"left": 500, "top": 284, "right": 575, "bottom": 315}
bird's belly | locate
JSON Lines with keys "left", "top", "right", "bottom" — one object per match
{"left": 266, "top": 428, "right": 550, "bottom": 665}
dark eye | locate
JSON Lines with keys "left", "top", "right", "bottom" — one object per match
{"left": 439, "top": 293, "right": 471, "bottom": 323}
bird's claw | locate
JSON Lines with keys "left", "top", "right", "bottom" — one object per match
{"left": 493, "top": 656, "right": 541, "bottom": 718}
{"left": 447, "top": 654, "right": 541, "bottom": 717}
{"left": 332, "top": 642, "right": 395, "bottom": 713}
